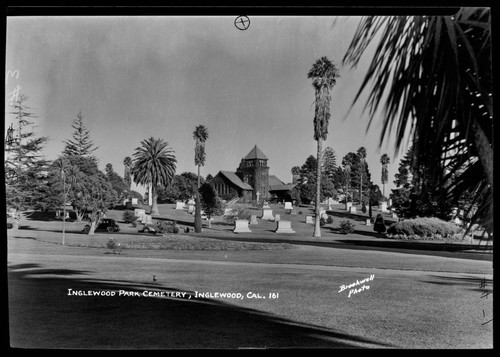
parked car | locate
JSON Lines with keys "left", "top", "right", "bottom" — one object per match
{"left": 83, "top": 218, "right": 121, "bottom": 233}
{"left": 139, "top": 223, "right": 157, "bottom": 235}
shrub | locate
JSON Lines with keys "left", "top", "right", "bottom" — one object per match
{"left": 338, "top": 220, "right": 355, "bottom": 234}
{"left": 157, "top": 221, "right": 180, "bottom": 234}
{"left": 224, "top": 207, "right": 252, "bottom": 223}
{"left": 122, "top": 210, "right": 137, "bottom": 224}
{"left": 106, "top": 238, "right": 122, "bottom": 254}
{"left": 387, "top": 217, "right": 463, "bottom": 238}
{"left": 320, "top": 217, "right": 326, "bottom": 227}
{"left": 326, "top": 215, "right": 334, "bottom": 224}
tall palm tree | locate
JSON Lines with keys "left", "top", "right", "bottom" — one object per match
{"left": 380, "top": 153, "right": 390, "bottom": 198}
{"left": 193, "top": 125, "right": 209, "bottom": 233}
{"left": 131, "top": 137, "right": 176, "bottom": 216}
{"left": 308, "top": 56, "right": 340, "bottom": 238}
{"left": 357, "top": 147, "right": 367, "bottom": 205}
{"left": 343, "top": 9, "right": 492, "bottom": 233}
{"left": 123, "top": 156, "right": 132, "bottom": 191}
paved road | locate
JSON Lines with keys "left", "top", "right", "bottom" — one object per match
{"left": 7, "top": 235, "right": 494, "bottom": 349}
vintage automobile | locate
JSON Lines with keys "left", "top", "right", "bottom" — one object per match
{"left": 83, "top": 218, "right": 121, "bottom": 233}
{"left": 138, "top": 223, "right": 158, "bottom": 235}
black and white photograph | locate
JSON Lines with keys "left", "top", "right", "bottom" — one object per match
{"left": 5, "top": 7, "right": 493, "bottom": 350}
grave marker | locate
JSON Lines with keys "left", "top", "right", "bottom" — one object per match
{"left": 233, "top": 219, "right": 252, "bottom": 233}
{"left": 261, "top": 209, "right": 274, "bottom": 221}
{"left": 275, "top": 220, "right": 295, "bottom": 234}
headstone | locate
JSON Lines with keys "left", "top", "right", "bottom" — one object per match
{"left": 141, "top": 215, "right": 148, "bottom": 224}
{"left": 319, "top": 209, "right": 326, "bottom": 216}
{"left": 284, "top": 202, "right": 293, "bottom": 210}
{"left": 305, "top": 215, "right": 314, "bottom": 224}
{"left": 131, "top": 198, "right": 138, "bottom": 205}
{"left": 233, "top": 219, "right": 252, "bottom": 233}
{"left": 275, "top": 220, "right": 295, "bottom": 234}
{"left": 146, "top": 215, "right": 153, "bottom": 224}
{"left": 365, "top": 218, "right": 372, "bottom": 226}
{"left": 187, "top": 198, "right": 196, "bottom": 205}
{"left": 175, "top": 201, "right": 186, "bottom": 210}
{"left": 346, "top": 202, "right": 352, "bottom": 211}
{"left": 250, "top": 215, "right": 258, "bottom": 225}
{"left": 188, "top": 205, "right": 195, "bottom": 213}
{"left": 134, "top": 209, "right": 146, "bottom": 219}
{"left": 321, "top": 213, "right": 329, "bottom": 220}
{"left": 388, "top": 199, "right": 392, "bottom": 207}
{"left": 349, "top": 206, "right": 357, "bottom": 214}
{"left": 275, "top": 214, "right": 281, "bottom": 222}
{"left": 262, "top": 201, "right": 271, "bottom": 209}
{"left": 391, "top": 212, "right": 398, "bottom": 219}
{"left": 379, "top": 201, "right": 388, "bottom": 213}
{"left": 261, "top": 209, "right": 274, "bottom": 221}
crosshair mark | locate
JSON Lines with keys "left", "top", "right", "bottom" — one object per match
{"left": 234, "top": 16, "right": 250, "bottom": 31}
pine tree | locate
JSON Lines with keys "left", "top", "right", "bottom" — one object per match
{"left": 5, "top": 94, "right": 49, "bottom": 227}
{"left": 62, "top": 111, "right": 98, "bottom": 159}
{"left": 321, "top": 146, "right": 337, "bottom": 181}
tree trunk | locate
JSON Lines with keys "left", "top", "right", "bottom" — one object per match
{"left": 194, "top": 193, "right": 202, "bottom": 233}
{"left": 194, "top": 165, "right": 202, "bottom": 233}
{"left": 313, "top": 138, "right": 322, "bottom": 238}
{"left": 151, "top": 186, "right": 160, "bottom": 215}
{"left": 88, "top": 221, "right": 97, "bottom": 235}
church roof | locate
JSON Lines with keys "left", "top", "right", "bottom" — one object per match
{"left": 270, "top": 184, "right": 296, "bottom": 192}
{"left": 243, "top": 145, "right": 268, "bottom": 160}
{"left": 217, "top": 171, "right": 253, "bottom": 190}
{"left": 268, "top": 175, "right": 285, "bottom": 186}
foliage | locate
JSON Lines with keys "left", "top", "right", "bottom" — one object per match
{"left": 122, "top": 210, "right": 137, "bottom": 224}
{"left": 123, "top": 156, "right": 133, "bottom": 190}
{"left": 373, "top": 214, "right": 387, "bottom": 233}
{"left": 341, "top": 151, "right": 373, "bottom": 204}
{"left": 319, "top": 217, "right": 326, "bottom": 226}
{"left": 106, "top": 238, "right": 122, "bottom": 254}
{"left": 338, "top": 220, "right": 355, "bottom": 234}
{"left": 199, "top": 182, "right": 225, "bottom": 219}
{"left": 326, "top": 215, "right": 334, "bottom": 224}
{"left": 157, "top": 221, "right": 180, "bottom": 234}
{"left": 387, "top": 217, "right": 463, "bottom": 238}
{"left": 131, "top": 137, "right": 177, "bottom": 215}
{"left": 390, "top": 147, "right": 451, "bottom": 220}
{"left": 342, "top": 9, "right": 493, "bottom": 233}
{"left": 62, "top": 111, "right": 98, "bottom": 161}
{"left": 380, "top": 153, "right": 390, "bottom": 197}
{"left": 5, "top": 94, "right": 50, "bottom": 214}
{"left": 224, "top": 207, "right": 252, "bottom": 223}
{"left": 156, "top": 172, "right": 199, "bottom": 204}
{"left": 105, "top": 163, "right": 128, "bottom": 202}
{"left": 321, "top": 146, "right": 337, "bottom": 180}
{"left": 193, "top": 125, "right": 209, "bottom": 233}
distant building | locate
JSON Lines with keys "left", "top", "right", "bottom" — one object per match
{"left": 213, "top": 145, "right": 296, "bottom": 203}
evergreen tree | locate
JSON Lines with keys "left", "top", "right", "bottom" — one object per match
{"left": 5, "top": 94, "right": 49, "bottom": 227}
{"left": 321, "top": 146, "right": 337, "bottom": 181}
{"left": 123, "top": 156, "right": 132, "bottom": 190}
{"left": 62, "top": 111, "right": 98, "bottom": 160}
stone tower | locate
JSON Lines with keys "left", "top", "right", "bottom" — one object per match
{"left": 237, "top": 145, "right": 270, "bottom": 202}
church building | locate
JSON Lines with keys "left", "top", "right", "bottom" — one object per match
{"left": 212, "top": 145, "right": 296, "bottom": 203}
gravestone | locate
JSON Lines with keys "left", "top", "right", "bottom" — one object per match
{"left": 261, "top": 209, "right": 274, "bottom": 221}
{"left": 187, "top": 198, "right": 195, "bottom": 205}
{"left": 305, "top": 215, "right": 314, "bottom": 224}
{"left": 141, "top": 215, "right": 148, "bottom": 224}
{"left": 250, "top": 215, "right": 258, "bottom": 225}
{"left": 319, "top": 209, "right": 326, "bottom": 216}
{"left": 262, "top": 201, "right": 271, "bottom": 209}
{"left": 321, "top": 213, "right": 329, "bottom": 220}
{"left": 284, "top": 202, "right": 293, "bottom": 210}
{"left": 134, "top": 209, "right": 146, "bottom": 220}
{"left": 188, "top": 205, "right": 195, "bottom": 213}
{"left": 379, "top": 201, "right": 389, "bottom": 213}
{"left": 346, "top": 202, "right": 352, "bottom": 211}
{"left": 275, "top": 220, "right": 295, "bottom": 234}
{"left": 365, "top": 218, "right": 372, "bottom": 226}
{"left": 391, "top": 211, "right": 398, "bottom": 219}
{"left": 131, "top": 198, "right": 138, "bottom": 205}
{"left": 146, "top": 215, "right": 153, "bottom": 224}
{"left": 349, "top": 206, "right": 357, "bottom": 214}
{"left": 275, "top": 214, "right": 281, "bottom": 222}
{"left": 388, "top": 199, "right": 392, "bottom": 207}
{"left": 175, "top": 201, "right": 186, "bottom": 210}
{"left": 233, "top": 219, "right": 252, "bottom": 233}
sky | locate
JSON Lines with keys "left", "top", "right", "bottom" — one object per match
{"left": 5, "top": 15, "right": 411, "bottom": 194}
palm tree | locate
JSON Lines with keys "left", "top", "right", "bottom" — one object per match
{"left": 123, "top": 156, "right": 132, "bottom": 191}
{"left": 131, "top": 137, "right": 176, "bottom": 216}
{"left": 193, "top": 125, "right": 209, "bottom": 233}
{"left": 343, "top": 9, "right": 492, "bottom": 233}
{"left": 380, "top": 153, "right": 390, "bottom": 199}
{"left": 357, "top": 147, "right": 367, "bottom": 206}
{"left": 308, "top": 56, "right": 340, "bottom": 238}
